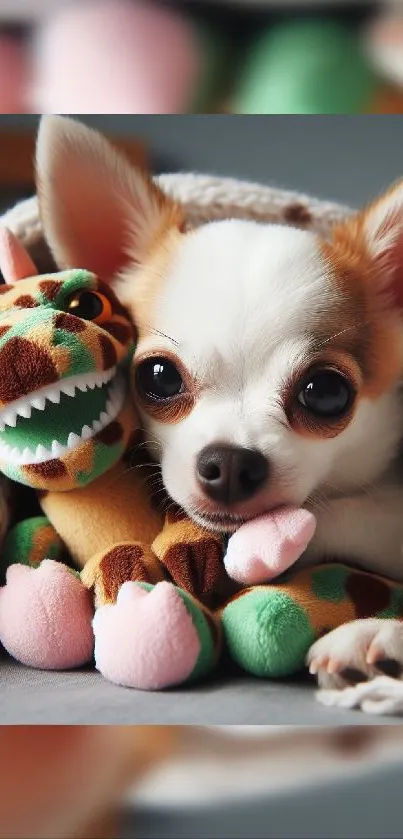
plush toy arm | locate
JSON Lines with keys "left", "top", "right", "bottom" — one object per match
{"left": 151, "top": 509, "right": 227, "bottom": 605}
{"left": 220, "top": 562, "right": 403, "bottom": 678}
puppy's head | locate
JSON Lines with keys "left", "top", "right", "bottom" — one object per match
{"left": 38, "top": 117, "right": 403, "bottom": 531}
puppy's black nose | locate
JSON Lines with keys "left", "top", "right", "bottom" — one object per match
{"left": 197, "top": 444, "right": 268, "bottom": 505}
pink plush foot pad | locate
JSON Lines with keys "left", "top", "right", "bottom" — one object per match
{"left": 0, "top": 560, "right": 94, "bottom": 669}
{"left": 224, "top": 507, "right": 317, "bottom": 585}
{"left": 93, "top": 581, "right": 201, "bottom": 690}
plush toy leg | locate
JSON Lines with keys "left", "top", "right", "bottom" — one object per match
{"left": 0, "top": 517, "right": 94, "bottom": 669}
{"left": 93, "top": 581, "right": 220, "bottom": 690}
{"left": 220, "top": 563, "right": 403, "bottom": 678}
{"left": 81, "top": 539, "right": 220, "bottom": 690}
{"left": 81, "top": 540, "right": 167, "bottom": 607}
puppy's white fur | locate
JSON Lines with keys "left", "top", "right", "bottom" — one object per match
{"left": 36, "top": 116, "right": 403, "bottom": 688}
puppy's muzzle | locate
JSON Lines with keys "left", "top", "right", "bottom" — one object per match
{"left": 196, "top": 444, "right": 268, "bottom": 505}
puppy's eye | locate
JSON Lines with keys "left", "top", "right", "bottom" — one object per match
{"left": 66, "top": 291, "right": 112, "bottom": 324}
{"left": 135, "top": 357, "right": 184, "bottom": 400}
{"left": 297, "top": 370, "right": 353, "bottom": 418}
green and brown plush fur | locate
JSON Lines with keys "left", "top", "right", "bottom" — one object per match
{"left": 0, "top": 265, "right": 170, "bottom": 582}
{"left": 0, "top": 268, "right": 135, "bottom": 490}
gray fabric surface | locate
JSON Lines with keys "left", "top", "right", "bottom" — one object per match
{"left": 0, "top": 654, "right": 399, "bottom": 724}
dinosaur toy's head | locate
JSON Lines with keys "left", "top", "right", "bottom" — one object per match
{"left": 0, "top": 228, "right": 137, "bottom": 491}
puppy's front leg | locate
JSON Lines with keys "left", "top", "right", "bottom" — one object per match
{"left": 305, "top": 487, "right": 403, "bottom": 582}
{"left": 304, "top": 489, "right": 403, "bottom": 689}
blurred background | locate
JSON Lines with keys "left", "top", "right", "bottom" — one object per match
{"left": 1, "top": 113, "right": 403, "bottom": 218}
{"left": 1, "top": 1, "right": 403, "bottom": 115}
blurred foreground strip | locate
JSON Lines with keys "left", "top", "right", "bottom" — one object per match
{"left": 129, "top": 726, "right": 403, "bottom": 809}
{"left": 2, "top": 726, "right": 403, "bottom": 839}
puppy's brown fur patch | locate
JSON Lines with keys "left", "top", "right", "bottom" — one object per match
{"left": 118, "top": 227, "right": 185, "bottom": 337}
{"left": 320, "top": 211, "right": 402, "bottom": 401}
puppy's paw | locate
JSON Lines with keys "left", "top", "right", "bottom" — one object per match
{"left": 307, "top": 619, "right": 403, "bottom": 689}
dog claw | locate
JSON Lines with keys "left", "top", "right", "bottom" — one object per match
{"left": 366, "top": 643, "right": 384, "bottom": 666}
{"left": 327, "top": 657, "right": 341, "bottom": 674}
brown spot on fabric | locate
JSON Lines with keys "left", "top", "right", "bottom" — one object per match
{"left": 99, "top": 334, "right": 118, "bottom": 370}
{"left": 0, "top": 325, "right": 10, "bottom": 338}
{"left": 0, "top": 285, "right": 12, "bottom": 294}
{"left": 346, "top": 572, "right": 391, "bottom": 619}
{"left": 0, "top": 336, "right": 58, "bottom": 402}
{"left": 13, "top": 295, "right": 38, "bottom": 308}
{"left": 161, "top": 537, "right": 224, "bottom": 599}
{"left": 283, "top": 203, "right": 313, "bottom": 226}
{"left": 95, "top": 421, "right": 123, "bottom": 446}
{"left": 99, "top": 544, "right": 150, "bottom": 602}
{"left": 25, "top": 459, "right": 67, "bottom": 481}
{"left": 39, "top": 280, "right": 62, "bottom": 301}
{"left": 327, "top": 728, "right": 375, "bottom": 757}
{"left": 102, "top": 320, "right": 133, "bottom": 345}
{"left": 54, "top": 312, "right": 86, "bottom": 333}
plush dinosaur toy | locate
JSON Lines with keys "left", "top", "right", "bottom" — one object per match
{"left": 1, "top": 228, "right": 403, "bottom": 690}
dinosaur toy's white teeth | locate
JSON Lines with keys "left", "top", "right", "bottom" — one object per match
{"left": 51, "top": 441, "right": 64, "bottom": 458}
{"left": 0, "top": 366, "right": 117, "bottom": 429}
{"left": 32, "top": 396, "right": 46, "bottom": 412}
{"left": 81, "top": 425, "right": 92, "bottom": 441}
{"left": 47, "top": 389, "right": 61, "bottom": 404}
{"left": 0, "top": 409, "right": 17, "bottom": 429}
{"left": 0, "top": 373, "right": 125, "bottom": 467}
{"left": 18, "top": 405, "right": 32, "bottom": 419}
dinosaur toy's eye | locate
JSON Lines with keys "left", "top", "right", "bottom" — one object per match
{"left": 66, "top": 291, "right": 112, "bottom": 324}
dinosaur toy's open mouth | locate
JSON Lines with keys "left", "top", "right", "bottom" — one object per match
{"left": 0, "top": 367, "right": 125, "bottom": 466}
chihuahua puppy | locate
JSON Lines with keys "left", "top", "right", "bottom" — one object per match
{"left": 37, "top": 115, "right": 403, "bottom": 689}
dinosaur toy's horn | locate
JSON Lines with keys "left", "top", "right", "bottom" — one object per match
{"left": 0, "top": 226, "right": 38, "bottom": 283}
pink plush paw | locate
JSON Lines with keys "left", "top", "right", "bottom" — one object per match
{"left": 93, "top": 581, "right": 201, "bottom": 690}
{"left": 0, "top": 560, "right": 94, "bottom": 669}
{"left": 224, "top": 507, "right": 317, "bottom": 584}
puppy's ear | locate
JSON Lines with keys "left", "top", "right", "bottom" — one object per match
{"left": 36, "top": 116, "right": 183, "bottom": 282}
{"left": 332, "top": 180, "right": 403, "bottom": 310}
